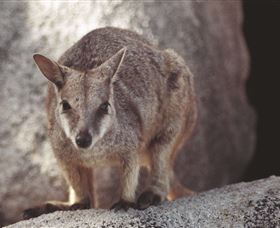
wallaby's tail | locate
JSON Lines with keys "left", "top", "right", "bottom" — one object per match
{"left": 167, "top": 174, "right": 196, "bottom": 201}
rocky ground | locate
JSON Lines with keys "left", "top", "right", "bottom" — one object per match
{"left": 7, "top": 176, "right": 280, "bottom": 228}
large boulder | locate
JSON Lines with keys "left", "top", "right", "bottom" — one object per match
{"left": 7, "top": 176, "right": 280, "bottom": 228}
{"left": 0, "top": 1, "right": 255, "bottom": 226}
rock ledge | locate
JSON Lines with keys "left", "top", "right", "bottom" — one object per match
{"left": 7, "top": 176, "right": 280, "bottom": 228}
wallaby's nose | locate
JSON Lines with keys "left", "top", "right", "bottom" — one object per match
{"left": 75, "top": 130, "right": 92, "bottom": 149}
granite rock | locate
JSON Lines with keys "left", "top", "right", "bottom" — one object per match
{"left": 7, "top": 176, "right": 280, "bottom": 228}
{"left": 0, "top": 1, "right": 255, "bottom": 225}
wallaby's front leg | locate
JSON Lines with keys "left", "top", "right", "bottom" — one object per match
{"left": 62, "top": 163, "right": 94, "bottom": 208}
{"left": 23, "top": 163, "right": 93, "bottom": 219}
{"left": 137, "top": 131, "right": 175, "bottom": 210}
{"left": 111, "top": 155, "right": 140, "bottom": 210}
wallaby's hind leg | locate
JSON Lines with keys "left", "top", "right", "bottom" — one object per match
{"left": 23, "top": 163, "right": 94, "bottom": 219}
{"left": 136, "top": 121, "right": 196, "bottom": 210}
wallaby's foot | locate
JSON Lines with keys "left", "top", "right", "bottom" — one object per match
{"left": 69, "top": 200, "right": 90, "bottom": 210}
{"left": 23, "top": 203, "right": 63, "bottom": 219}
{"left": 136, "top": 190, "right": 162, "bottom": 210}
{"left": 23, "top": 200, "right": 90, "bottom": 220}
{"left": 167, "top": 177, "right": 197, "bottom": 201}
{"left": 111, "top": 199, "right": 136, "bottom": 211}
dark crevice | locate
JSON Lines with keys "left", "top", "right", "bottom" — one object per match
{"left": 243, "top": 1, "right": 280, "bottom": 181}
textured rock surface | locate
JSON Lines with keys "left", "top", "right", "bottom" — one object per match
{"left": 0, "top": 1, "right": 255, "bottom": 226}
{"left": 7, "top": 176, "right": 280, "bottom": 228}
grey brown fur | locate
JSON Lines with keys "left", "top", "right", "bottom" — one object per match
{"left": 24, "top": 27, "right": 197, "bottom": 218}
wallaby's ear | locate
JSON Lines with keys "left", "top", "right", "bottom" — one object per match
{"left": 33, "top": 54, "right": 65, "bottom": 88}
{"left": 99, "top": 47, "right": 127, "bottom": 80}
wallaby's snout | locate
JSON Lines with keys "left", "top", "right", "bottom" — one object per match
{"left": 75, "top": 129, "right": 92, "bottom": 149}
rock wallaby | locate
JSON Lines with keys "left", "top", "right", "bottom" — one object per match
{"left": 23, "top": 27, "right": 197, "bottom": 219}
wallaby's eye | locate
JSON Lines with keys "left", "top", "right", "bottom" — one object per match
{"left": 61, "top": 100, "right": 72, "bottom": 112}
{"left": 99, "top": 101, "right": 110, "bottom": 114}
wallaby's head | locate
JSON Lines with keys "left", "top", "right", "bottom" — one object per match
{"left": 33, "top": 48, "right": 126, "bottom": 150}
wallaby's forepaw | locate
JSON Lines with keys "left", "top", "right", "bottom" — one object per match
{"left": 136, "top": 190, "right": 162, "bottom": 210}
{"left": 69, "top": 201, "right": 91, "bottom": 210}
{"left": 111, "top": 199, "right": 136, "bottom": 211}
{"left": 23, "top": 203, "right": 61, "bottom": 220}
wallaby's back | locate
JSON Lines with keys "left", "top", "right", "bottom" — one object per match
{"left": 58, "top": 27, "right": 154, "bottom": 70}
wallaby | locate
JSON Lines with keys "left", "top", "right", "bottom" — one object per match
{"left": 23, "top": 27, "right": 197, "bottom": 219}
